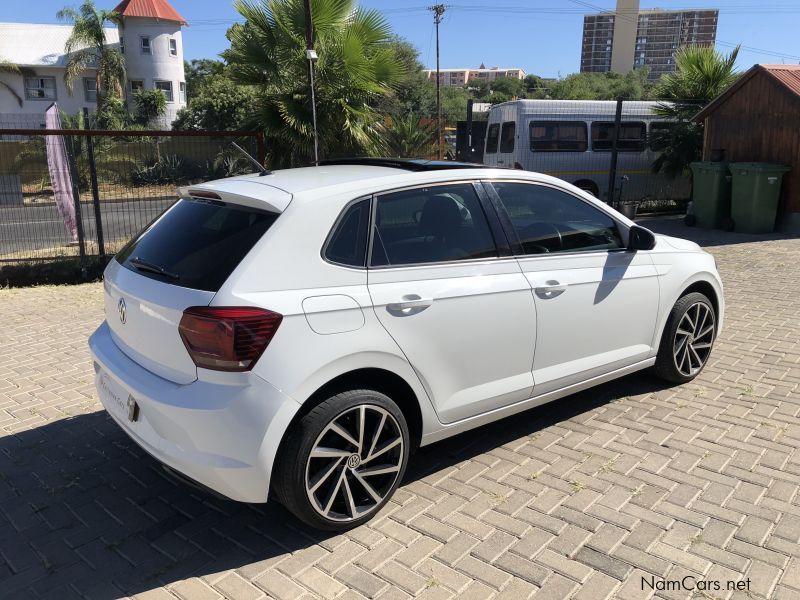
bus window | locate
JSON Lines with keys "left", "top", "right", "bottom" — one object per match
{"left": 486, "top": 123, "right": 500, "bottom": 154}
{"left": 649, "top": 122, "right": 674, "bottom": 151}
{"left": 529, "top": 121, "right": 587, "bottom": 152}
{"left": 500, "top": 122, "right": 516, "bottom": 153}
{"left": 591, "top": 122, "right": 647, "bottom": 151}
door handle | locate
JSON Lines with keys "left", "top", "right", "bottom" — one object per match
{"left": 386, "top": 295, "right": 433, "bottom": 314}
{"left": 534, "top": 280, "right": 567, "bottom": 298}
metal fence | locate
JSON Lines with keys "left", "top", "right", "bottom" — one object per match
{"left": 454, "top": 98, "right": 693, "bottom": 215}
{"left": 0, "top": 128, "right": 263, "bottom": 263}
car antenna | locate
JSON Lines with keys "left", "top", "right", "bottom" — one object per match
{"left": 230, "top": 142, "right": 271, "bottom": 176}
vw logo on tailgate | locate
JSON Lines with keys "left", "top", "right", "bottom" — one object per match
{"left": 118, "top": 298, "right": 127, "bottom": 324}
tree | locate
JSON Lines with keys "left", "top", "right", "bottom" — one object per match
{"left": 0, "top": 58, "right": 24, "bottom": 107}
{"left": 184, "top": 58, "right": 226, "bottom": 98}
{"left": 173, "top": 76, "right": 257, "bottom": 131}
{"left": 489, "top": 76, "right": 525, "bottom": 98}
{"left": 224, "top": 0, "right": 405, "bottom": 167}
{"left": 548, "top": 69, "right": 651, "bottom": 100}
{"left": 57, "top": 0, "right": 125, "bottom": 115}
{"left": 651, "top": 45, "right": 740, "bottom": 177}
{"left": 374, "top": 37, "right": 435, "bottom": 118}
{"left": 378, "top": 113, "right": 437, "bottom": 158}
{"left": 133, "top": 89, "right": 167, "bottom": 127}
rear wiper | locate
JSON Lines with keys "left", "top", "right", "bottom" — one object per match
{"left": 129, "top": 257, "right": 180, "bottom": 280}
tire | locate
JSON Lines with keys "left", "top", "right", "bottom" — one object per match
{"left": 653, "top": 292, "right": 716, "bottom": 384}
{"left": 575, "top": 180, "right": 599, "bottom": 198}
{"left": 684, "top": 214, "right": 697, "bottom": 226}
{"left": 273, "top": 389, "right": 410, "bottom": 531}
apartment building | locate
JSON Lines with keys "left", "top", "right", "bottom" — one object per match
{"left": 423, "top": 65, "right": 526, "bottom": 87}
{"left": 581, "top": 0, "right": 718, "bottom": 81}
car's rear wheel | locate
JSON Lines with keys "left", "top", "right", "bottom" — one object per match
{"left": 654, "top": 292, "right": 716, "bottom": 383}
{"left": 273, "top": 390, "right": 409, "bottom": 530}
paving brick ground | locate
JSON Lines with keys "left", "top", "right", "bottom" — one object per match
{"left": 1, "top": 217, "right": 799, "bottom": 600}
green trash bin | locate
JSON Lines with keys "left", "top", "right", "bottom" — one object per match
{"left": 729, "top": 162, "right": 790, "bottom": 233}
{"left": 689, "top": 162, "right": 731, "bottom": 228}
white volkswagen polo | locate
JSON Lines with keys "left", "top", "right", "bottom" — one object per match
{"left": 89, "top": 159, "right": 723, "bottom": 530}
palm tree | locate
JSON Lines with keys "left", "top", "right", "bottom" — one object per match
{"left": 651, "top": 45, "right": 740, "bottom": 177}
{"left": 57, "top": 0, "right": 125, "bottom": 114}
{"left": 0, "top": 57, "right": 24, "bottom": 107}
{"left": 224, "top": 0, "right": 405, "bottom": 168}
{"left": 378, "top": 113, "right": 437, "bottom": 158}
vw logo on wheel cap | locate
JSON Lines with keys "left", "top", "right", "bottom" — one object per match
{"left": 118, "top": 298, "right": 127, "bottom": 324}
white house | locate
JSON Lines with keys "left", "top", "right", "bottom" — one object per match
{"left": 0, "top": 0, "right": 187, "bottom": 129}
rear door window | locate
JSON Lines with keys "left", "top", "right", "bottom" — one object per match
{"left": 529, "top": 121, "right": 588, "bottom": 152}
{"left": 116, "top": 199, "right": 278, "bottom": 292}
{"left": 485, "top": 123, "right": 500, "bottom": 154}
{"left": 591, "top": 121, "right": 647, "bottom": 151}
{"left": 500, "top": 122, "right": 516, "bottom": 153}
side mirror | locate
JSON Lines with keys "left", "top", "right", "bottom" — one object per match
{"left": 628, "top": 225, "right": 656, "bottom": 251}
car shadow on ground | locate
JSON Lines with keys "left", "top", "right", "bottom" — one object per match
{"left": 0, "top": 369, "right": 676, "bottom": 599}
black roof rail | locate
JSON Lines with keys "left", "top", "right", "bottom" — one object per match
{"left": 317, "top": 158, "right": 486, "bottom": 172}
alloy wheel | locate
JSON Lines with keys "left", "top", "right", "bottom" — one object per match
{"left": 305, "top": 405, "right": 404, "bottom": 522}
{"left": 673, "top": 301, "right": 715, "bottom": 377}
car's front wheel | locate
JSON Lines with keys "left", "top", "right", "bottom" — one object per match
{"left": 654, "top": 292, "right": 717, "bottom": 383}
{"left": 273, "top": 389, "right": 409, "bottom": 530}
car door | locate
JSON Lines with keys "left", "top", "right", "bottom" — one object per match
{"left": 488, "top": 180, "right": 660, "bottom": 395}
{"left": 367, "top": 181, "right": 537, "bottom": 424}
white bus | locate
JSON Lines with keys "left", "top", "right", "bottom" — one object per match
{"left": 482, "top": 99, "right": 689, "bottom": 203}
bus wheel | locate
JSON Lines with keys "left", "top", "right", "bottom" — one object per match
{"left": 574, "top": 180, "right": 599, "bottom": 198}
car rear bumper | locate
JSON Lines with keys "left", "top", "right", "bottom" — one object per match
{"left": 89, "top": 321, "right": 300, "bottom": 503}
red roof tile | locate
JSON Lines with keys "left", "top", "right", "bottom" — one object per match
{"left": 113, "top": 0, "right": 187, "bottom": 25}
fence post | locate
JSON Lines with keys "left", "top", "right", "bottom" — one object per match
{"left": 256, "top": 131, "right": 266, "bottom": 167}
{"left": 65, "top": 135, "right": 86, "bottom": 268}
{"left": 606, "top": 97, "right": 623, "bottom": 206}
{"left": 83, "top": 108, "right": 105, "bottom": 256}
{"left": 466, "top": 99, "right": 474, "bottom": 160}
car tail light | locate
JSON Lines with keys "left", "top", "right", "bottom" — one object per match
{"left": 178, "top": 307, "right": 282, "bottom": 372}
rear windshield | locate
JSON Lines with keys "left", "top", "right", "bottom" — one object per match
{"left": 116, "top": 199, "right": 278, "bottom": 292}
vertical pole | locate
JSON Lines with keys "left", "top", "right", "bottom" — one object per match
{"left": 304, "top": 0, "right": 319, "bottom": 165}
{"left": 83, "top": 108, "right": 104, "bottom": 256}
{"left": 255, "top": 131, "right": 266, "bottom": 166}
{"left": 430, "top": 4, "right": 446, "bottom": 160}
{"left": 65, "top": 135, "right": 86, "bottom": 267}
{"left": 606, "top": 97, "right": 623, "bottom": 206}
{"left": 466, "top": 98, "right": 474, "bottom": 161}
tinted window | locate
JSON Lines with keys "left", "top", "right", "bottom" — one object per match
{"left": 591, "top": 121, "right": 646, "bottom": 151}
{"left": 486, "top": 124, "right": 500, "bottom": 154}
{"left": 530, "top": 121, "right": 587, "bottom": 152}
{"left": 491, "top": 182, "right": 623, "bottom": 254}
{"left": 500, "top": 122, "right": 516, "bottom": 153}
{"left": 116, "top": 199, "right": 277, "bottom": 291}
{"left": 325, "top": 199, "right": 370, "bottom": 267}
{"left": 371, "top": 184, "right": 497, "bottom": 266}
{"left": 649, "top": 122, "right": 674, "bottom": 151}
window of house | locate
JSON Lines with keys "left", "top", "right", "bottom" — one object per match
{"left": 529, "top": 121, "right": 588, "bottom": 152}
{"left": 130, "top": 80, "right": 144, "bottom": 95}
{"left": 120, "top": 37, "right": 125, "bottom": 54}
{"left": 591, "top": 121, "right": 647, "bottom": 151}
{"left": 141, "top": 36, "right": 151, "bottom": 55}
{"left": 370, "top": 184, "right": 498, "bottom": 267}
{"left": 500, "top": 122, "right": 515, "bottom": 153}
{"left": 491, "top": 182, "right": 622, "bottom": 255}
{"left": 169, "top": 38, "right": 178, "bottom": 56}
{"left": 24, "top": 77, "right": 57, "bottom": 100}
{"left": 179, "top": 82, "right": 186, "bottom": 103}
{"left": 83, "top": 78, "right": 97, "bottom": 102}
{"left": 485, "top": 123, "right": 500, "bottom": 154}
{"left": 155, "top": 80, "right": 173, "bottom": 102}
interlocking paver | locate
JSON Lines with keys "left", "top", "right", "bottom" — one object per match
{"left": 1, "top": 221, "right": 799, "bottom": 598}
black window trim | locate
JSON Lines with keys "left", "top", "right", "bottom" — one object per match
{"left": 321, "top": 195, "right": 373, "bottom": 270}
{"left": 483, "top": 179, "right": 631, "bottom": 258}
{"left": 366, "top": 180, "right": 510, "bottom": 270}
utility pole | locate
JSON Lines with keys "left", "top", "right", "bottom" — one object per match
{"left": 304, "top": 0, "right": 319, "bottom": 165}
{"left": 429, "top": 4, "right": 446, "bottom": 159}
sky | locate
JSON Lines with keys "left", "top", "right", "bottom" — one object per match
{"left": 2, "top": 0, "right": 799, "bottom": 78}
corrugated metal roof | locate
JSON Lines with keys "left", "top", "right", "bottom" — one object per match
{"left": 0, "top": 23, "right": 119, "bottom": 67}
{"left": 763, "top": 64, "right": 800, "bottom": 98}
{"left": 112, "top": 0, "right": 187, "bottom": 25}
{"left": 694, "top": 64, "right": 800, "bottom": 122}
